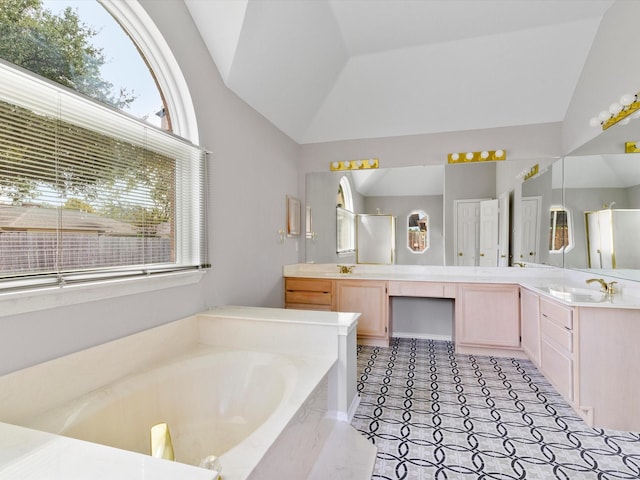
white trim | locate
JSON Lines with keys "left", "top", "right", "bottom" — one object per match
{"left": 99, "top": 0, "right": 199, "bottom": 144}
{"left": 0, "top": 270, "right": 206, "bottom": 317}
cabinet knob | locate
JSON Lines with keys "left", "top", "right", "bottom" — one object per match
{"left": 458, "top": 252, "right": 463, "bottom": 256}
{"left": 480, "top": 253, "right": 485, "bottom": 257}
{"left": 529, "top": 251, "right": 535, "bottom": 256}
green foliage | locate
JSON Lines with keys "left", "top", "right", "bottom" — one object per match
{"left": 0, "top": 0, "right": 135, "bottom": 109}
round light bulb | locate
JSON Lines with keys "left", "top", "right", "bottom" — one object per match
{"left": 620, "top": 117, "right": 631, "bottom": 126}
{"left": 598, "top": 110, "right": 612, "bottom": 122}
{"left": 480, "top": 151, "right": 489, "bottom": 159}
{"left": 451, "top": 153, "right": 459, "bottom": 161}
{"left": 631, "top": 111, "right": 640, "bottom": 120}
{"left": 609, "top": 102, "right": 623, "bottom": 115}
{"left": 465, "top": 152, "right": 474, "bottom": 160}
{"left": 589, "top": 117, "right": 600, "bottom": 127}
{"left": 495, "top": 149, "right": 504, "bottom": 158}
{"left": 355, "top": 160, "right": 362, "bottom": 168}
{"left": 620, "top": 93, "right": 635, "bottom": 106}
{"left": 332, "top": 161, "right": 340, "bottom": 169}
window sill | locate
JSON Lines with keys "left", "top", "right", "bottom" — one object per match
{"left": 0, "top": 270, "right": 207, "bottom": 318}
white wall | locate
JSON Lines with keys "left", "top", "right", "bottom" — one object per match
{"left": 0, "top": 0, "right": 301, "bottom": 375}
{"left": 563, "top": 1, "right": 640, "bottom": 154}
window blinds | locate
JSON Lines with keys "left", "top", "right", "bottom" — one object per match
{"left": 0, "top": 60, "right": 208, "bottom": 292}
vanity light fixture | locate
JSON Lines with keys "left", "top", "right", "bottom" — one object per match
{"left": 330, "top": 158, "right": 379, "bottom": 171}
{"left": 590, "top": 92, "right": 640, "bottom": 130}
{"left": 447, "top": 149, "right": 506, "bottom": 164}
{"left": 625, "top": 141, "right": 640, "bottom": 153}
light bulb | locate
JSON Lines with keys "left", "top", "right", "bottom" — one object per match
{"left": 620, "top": 93, "right": 635, "bottom": 106}
{"left": 598, "top": 110, "right": 611, "bottom": 122}
{"left": 589, "top": 117, "right": 600, "bottom": 127}
{"left": 495, "top": 149, "right": 504, "bottom": 158}
{"left": 620, "top": 117, "right": 631, "bottom": 126}
{"left": 631, "top": 111, "right": 640, "bottom": 120}
{"left": 609, "top": 102, "right": 623, "bottom": 115}
{"left": 332, "top": 162, "right": 339, "bottom": 169}
{"left": 480, "top": 151, "right": 489, "bottom": 159}
{"left": 355, "top": 160, "right": 362, "bottom": 168}
{"left": 465, "top": 152, "right": 474, "bottom": 160}
{"left": 451, "top": 153, "right": 459, "bottom": 161}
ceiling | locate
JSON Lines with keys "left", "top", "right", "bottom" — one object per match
{"left": 184, "top": 0, "right": 614, "bottom": 145}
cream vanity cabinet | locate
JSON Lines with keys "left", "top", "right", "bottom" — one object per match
{"left": 284, "top": 277, "right": 335, "bottom": 311}
{"left": 539, "top": 296, "right": 574, "bottom": 403}
{"left": 520, "top": 287, "right": 541, "bottom": 367}
{"left": 336, "top": 280, "right": 389, "bottom": 347}
{"left": 455, "top": 283, "right": 521, "bottom": 351}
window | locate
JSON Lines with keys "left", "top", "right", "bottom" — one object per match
{"left": 336, "top": 176, "right": 355, "bottom": 254}
{"left": 549, "top": 206, "right": 572, "bottom": 253}
{"left": 0, "top": 3, "right": 207, "bottom": 293}
{"left": 407, "top": 210, "right": 429, "bottom": 253}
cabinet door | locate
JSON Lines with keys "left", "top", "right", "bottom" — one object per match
{"left": 336, "top": 280, "right": 388, "bottom": 341}
{"left": 456, "top": 284, "right": 520, "bottom": 348}
{"left": 521, "top": 288, "right": 541, "bottom": 366}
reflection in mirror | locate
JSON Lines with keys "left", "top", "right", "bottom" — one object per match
{"left": 562, "top": 154, "right": 640, "bottom": 278}
{"left": 408, "top": 210, "right": 428, "bottom": 253}
{"left": 305, "top": 166, "right": 444, "bottom": 265}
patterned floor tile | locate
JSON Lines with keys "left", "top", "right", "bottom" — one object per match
{"left": 353, "top": 338, "right": 640, "bottom": 480}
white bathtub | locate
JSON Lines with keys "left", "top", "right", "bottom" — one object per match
{"left": 25, "top": 346, "right": 324, "bottom": 474}
{"left": 0, "top": 307, "right": 374, "bottom": 480}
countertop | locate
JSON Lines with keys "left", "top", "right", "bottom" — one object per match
{"left": 284, "top": 264, "right": 640, "bottom": 309}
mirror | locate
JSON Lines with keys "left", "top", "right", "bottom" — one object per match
{"left": 561, "top": 118, "right": 640, "bottom": 282}
{"left": 305, "top": 165, "right": 444, "bottom": 265}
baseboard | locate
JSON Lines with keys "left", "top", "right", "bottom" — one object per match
{"left": 329, "top": 394, "right": 361, "bottom": 423}
{"left": 392, "top": 332, "right": 453, "bottom": 342}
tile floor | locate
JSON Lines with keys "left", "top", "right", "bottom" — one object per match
{"left": 352, "top": 338, "right": 640, "bottom": 480}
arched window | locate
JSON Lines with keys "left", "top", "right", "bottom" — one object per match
{"left": 0, "top": 1, "right": 207, "bottom": 295}
{"left": 336, "top": 176, "right": 355, "bottom": 254}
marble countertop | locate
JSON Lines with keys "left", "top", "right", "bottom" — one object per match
{"left": 284, "top": 264, "right": 640, "bottom": 309}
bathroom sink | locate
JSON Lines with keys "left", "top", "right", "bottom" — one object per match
{"left": 537, "top": 285, "right": 608, "bottom": 303}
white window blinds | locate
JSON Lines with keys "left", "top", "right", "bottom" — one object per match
{"left": 0, "top": 60, "right": 208, "bottom": 291}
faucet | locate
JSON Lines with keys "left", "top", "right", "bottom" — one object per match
{"left": 513, "top": 262, "right": 526, "bottom": 268}
{"left": 586, "top": 278, "right": 617, "bottom": 294}
{"left": 338, "top": 265, "right": 354, "bottom": 274}
{"left": 151, "top": 423, "right": 175, "bottom": 461}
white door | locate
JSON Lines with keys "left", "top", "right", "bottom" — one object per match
{"left": 586, "top": 211, "right": 602, "bottom": 268}
{"left": 497, "top": 192, "right": 510, "bottom": 267}
{"left": 479, "top": 199, "right": 499, "bottom": 266}
{"left": 455, "top": 200, "right": 481, "bottom": 266}
{"left": 520, "top": 197, "right": 541, "bottom": 264}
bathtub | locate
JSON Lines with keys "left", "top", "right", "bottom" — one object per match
{"left": 0, "top": 306, "right": 375, "bottom": 480}
{"left": 23, "top": 345, "right": 331, "bottom": 477}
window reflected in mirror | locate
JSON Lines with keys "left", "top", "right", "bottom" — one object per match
{"left": 549, "top": 206, "right": 572, "bottom": 253}
{"left": 408, "top": 210, "right": 428, "bottom": 253}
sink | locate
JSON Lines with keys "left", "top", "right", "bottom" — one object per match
{"left": 537, "top": 285, "right": 608, "bottom": 303}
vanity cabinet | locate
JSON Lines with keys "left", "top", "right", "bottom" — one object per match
{"left": 539, "top": 296, "right": 574, "bottom": 403}
{"left": 284, "top": 277, "right": 334, "bottom": 311}
{"left": 336, "top": 280, "right": 389, "bottom": 347}
{"left": 455, "top": 283, "right": 521, "bottom": 350}
{"left": 520, "top": 287, "right": 541, "bottom": 367}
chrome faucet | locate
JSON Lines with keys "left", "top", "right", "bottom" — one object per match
{"left": 586, "top": 278, "right": 617, "bottom": 294}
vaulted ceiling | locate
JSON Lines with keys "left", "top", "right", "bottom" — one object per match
{"left": 185, "top": 0, "right": 614, "bottom": 145}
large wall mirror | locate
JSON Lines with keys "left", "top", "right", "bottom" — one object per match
{"left": 561, "top": 118, "right": 640, "bottom": 282}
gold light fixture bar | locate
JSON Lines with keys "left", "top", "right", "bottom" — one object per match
{"left": 625, "top": 141, "right": 640, "bottom": 153}
{"left": 603, "top": 96, "right": 640, "bottom": 130}
{"left": 524, "top": 164, "right": 539, "bottom": 181}
{"left": 330, "top": 158, "right": 379, "bottom": 171}
{"left": 591, "top": 92, "right": 640, "bottom": 130}
{"left": 447, "top": 149, "right": 506, "bottom": 164}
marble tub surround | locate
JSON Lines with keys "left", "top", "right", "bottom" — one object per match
{"left": 0, "top": 306, "right": 373, "bottom": 480}
{"left": 284, "top": 263, "right": 640, "bottom": 308}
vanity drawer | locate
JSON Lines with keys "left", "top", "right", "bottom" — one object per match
{"left": 540, "top": 297, "right": 573, "bottom": 330}
{"left": 388, "top": 281, "right": 445, "bottom": 298}
{"left": 285, "top": 278, "right": 332, "bottom": 293}
{"left": 541, "top": 315, "right": 573, "bottom": 353}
